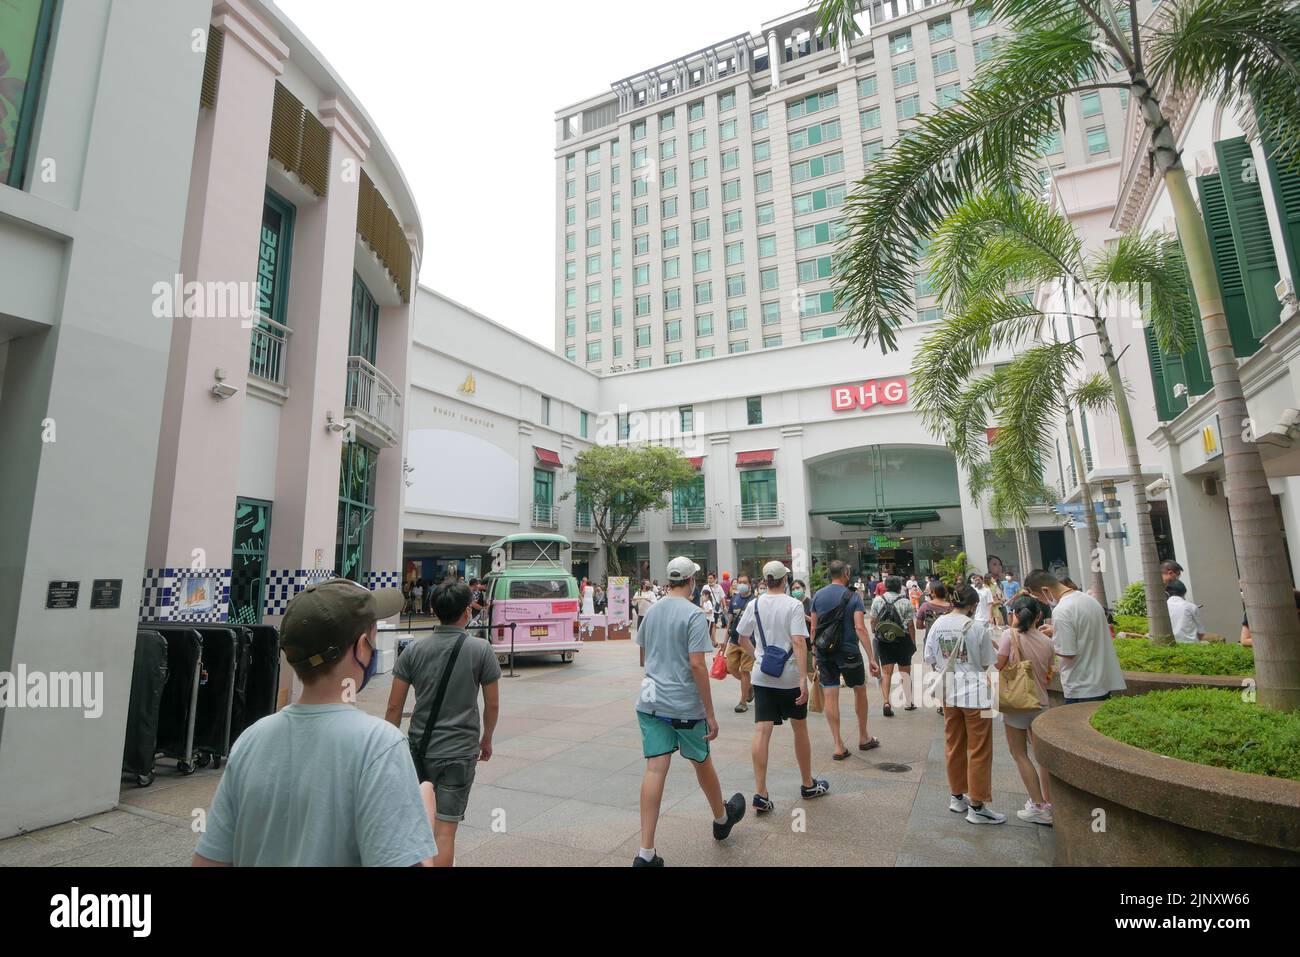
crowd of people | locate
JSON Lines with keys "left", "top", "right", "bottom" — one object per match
{"left": 190, "top": 555, "right": 1128, "bottom": 867}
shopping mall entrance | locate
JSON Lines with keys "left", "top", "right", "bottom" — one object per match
{"left": 807, "top": 445, "right": 965, "bottom": 579}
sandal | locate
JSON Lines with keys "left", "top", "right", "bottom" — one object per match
{"left": 832, "top": 749, "right": 851, "bottom": 761}
{"left": 883, "top": 704, "right": 894, "bottom": 718}
{"left": 859, "top": 737, "right": 881, "bottom": 751}
{"left": 734, "top": 702, "right": 749, "bottom": 713}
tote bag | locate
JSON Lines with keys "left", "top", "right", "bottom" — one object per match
{"left": 997, "top": 629, "right": 1041, "bottom": 713}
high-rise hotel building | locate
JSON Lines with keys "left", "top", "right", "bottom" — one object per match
{"left": 554, "top": 0, "right": 1132, "bottom": 369}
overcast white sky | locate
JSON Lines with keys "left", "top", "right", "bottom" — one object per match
{"left": 275, "top": 0, "right": 795, "bottom": 347}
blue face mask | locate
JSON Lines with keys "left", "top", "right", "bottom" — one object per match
{"left": 355, "top": 636, "right": 378, "bottom": 692}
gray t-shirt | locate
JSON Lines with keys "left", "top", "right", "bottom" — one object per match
{"left": 635, "top": 595, "right": 713, "bottom": 719}
{"left": 195, "top": 704, "right": 437, "bottom": 866}
{"left": 1052, "top": 590, "right": 1126, "bottom": 699}
{"left": 395, "top": 627, "right": 501, "bottom": 760}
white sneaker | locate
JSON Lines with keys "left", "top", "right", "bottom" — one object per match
{"left": 966, "top": 804, "right": 1006, "bottom": 825}
{"left": 1016, "top": 802, "right": 1053, "bottom": 826}
{"left": 948, "top": 794, "right": 970, "bottom": 813}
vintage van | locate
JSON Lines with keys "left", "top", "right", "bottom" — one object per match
{"left": 483, "top": 534, "right": 581, "bottom": 663}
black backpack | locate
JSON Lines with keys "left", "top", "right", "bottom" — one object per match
{"left": 875, "top": 595, "right": 908, "bottom": 642}
{"left": 813, "top": 588, "right": 854, "bottom": 657}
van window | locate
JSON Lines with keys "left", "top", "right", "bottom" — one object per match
{"left": 508, "top": 579, "right": 571, "bottom": 599}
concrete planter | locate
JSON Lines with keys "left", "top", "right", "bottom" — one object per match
{"left": 1046, "top": 671, "right": 1247, "bottom": 707}
{"left": 1033, "top": 702, "right": 1300, "bottom": 866}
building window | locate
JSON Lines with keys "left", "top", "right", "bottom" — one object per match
{"left": 565, "top": 315, "right": 576, "bottom": 338}
{"left": 864, "top": 140, "right": 884, "bottom": 162}
{"left": 249, "top": 192, "right": 297, "bottom": 385}
{"left": 893, "top": 62, "right": 917, "bottom": 87}
{"left": 660, "top": 138, "right": 676, "bottom": 161}
{"left": 755, "top": 171, "right": 773, "bottom": 193}
{"left": 787, "top": 88, "right": 838, "bottom": 121}
{"left": 697, "top": 345, "right": 715, "bottom": 359}
{"left": 791, "top": 151, "right": 844, "bottom": 183}
{"left": 937, "top": 83, "right": 962, "bottom": 108}
{"left": 565, "top": 346, "right": 576, "bottom": 361}
{"left": 636, "top": 325, "right": 651, "bottom": 347}
{"left": 933, "top": 49, "right": 958, "bottom": 76}
{"left": 929, "top": 17, "right": 953, "bottom": 42}
{"left": 720, "top": 118, "right": 737, "bottom": 141}
{"left": 696, "top": 313, "right": 714, "bottom": 336}
{"left": 719, "top": 90, "right": 736, "bottom": 111}
{"left": 586, "top": 341, "right": 601, "bottom": 362}
{"left": 1086, "top": 126, "right": 1109, "bottom": 154}
{"left": 756, "top": 202, "right": 775, "bottom": 225}
{"left": 689, "top": 100, "right": 705, "bottom": 122}
{"left": 861, "top": 106, "right": 881, "bottom": 131}
{"left": 752, "top": 110, "right": 768, "bottom": 131}
{"left": 586, "top": 311, "right": 601, "bottom": 333}
{"left": 725, "top": 241, "right": 744, "bottom": 266}
{"left": 729, "top": 340, "right": 749, "bottom": 354}
{"left": 679, "top": 406, "right": 695, "bottom": 432}
{"left": 336, "top": 443, "right": 378, "bottom": 582}
{"left": 660, "top": 111, "right": 675, "bottom": 132}
{"left": 587, "top": 253, "right": 601, "bottom": 275}
{"left": 664, "top": 287, "right": 681, "bottom": 310}
{"left": 753, "top": 140, "right": 771, "bottom": 163}
{"left": 789, "top": 118, "right": 841, "bottom": 152}
{"left": 634, "top": 233, "right": 650, "bottom": 255}
{"left": 665, "top": 318, "right": 682, "bottom": 342}
{"left": 663, "top": 225, "right": 679, "bottom": 249}
{"left": 613, "top": 336, "right": 623, "bottom": 357}
{"left": 230, "top": 498, "right": 273, "bottom": 625}
{"left": 666, "top": 351, "right": 682, "bottom": 364}
{"left": 725, "top": 209, "right": 744, "bottom": 234}
{"left": 722, "top": 178, "right": 741, "bottom": 202}
{"left": 694, "top": 249, "right": 711, "bottom": 272}
{"left": 664, "top": 256, "right": 680, "bottom": 280}
{"left": 890, "top": 30, "right": 913, "bottom": 55}
{"left": 618, "top": 413, "right": 630, "bottom": 440}
{"left": 858, "top": 75, "right": 877, "bottom": 98}
{"left": 746, "top": 396, "right": 763, "bottom": 425}
{"left": 727, "top": 274, "right": 746, "bottom": 298}
{"left": 721, "top": 148, "right": 740, "bottom": 171}
{"left": 759, "top": 234, "right": 777, "bottom": 258}
{"left": 635, "top": 357, "right": 651, "bottom": 369}
{"left": 760, "top": 268, "right": 779, "bottom": 292}
{"left": 580, "top": 410, "right": 589, "bottom": 438}
{"left": 728, "top": 306, "right": 747, "bottom": 330}
{"left": 695, "top": 280, "right": 713, "bottom": 305}
{"left": 762, "top": 300, "right": 780, "bottom": 324}
{"left": 763, "top": 335, "right": 781, "bottom": 348}
{"left": 1080, "top": 91, "right": 1103, "bottom": 117}
{"left": 661, "top": 166, "right": 677, "bottom": 189}
{"left": 662, "top": 195, "right": 678, "bottom": 218}
{"left": 692, "top": 187, "right": 709, "bottom": 210}
{"left": 692, "top": 218, "right": 710, "bottom": 242}
{"left": 897, "top": 94, "right": 921, "bottom": 120}
{"left": 690, "top": 128, "right": 707, "bottom": 151}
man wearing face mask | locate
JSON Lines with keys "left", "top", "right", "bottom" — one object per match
{"left": 724, "top": 575, "right": 757, "bottom": 713}
{"left": 194, "top": 578, "right": 438, "bottom": 867}
{"left": 1024, "top": 569, "right": 1125, "bottom": 704}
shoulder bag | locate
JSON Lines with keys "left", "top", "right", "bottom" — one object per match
{"left": 409, "top": 632, "right": 468, "bottom": 783}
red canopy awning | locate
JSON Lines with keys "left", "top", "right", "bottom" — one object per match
{"left": 735, "top": 449, "right": 775, "bottom": 467}
{"left": 687, "top": 456, "right": 704, "bottom": 470}
{"left": 533, "top": 446, "right": 562, "bottom": 468}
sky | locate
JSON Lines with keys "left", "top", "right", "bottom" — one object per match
{"left": 275, "top": 0, "right": 796, "bottom": 348}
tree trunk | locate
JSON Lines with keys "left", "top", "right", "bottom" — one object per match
{"left": 1065, "top": 407, "right": 1108, "bottom": 605}
{"left": 1015, "top": 523, "right": 1032, "bottom": 581}
{"left": 1092, "top": 316, "right": 1175, "bottom": 639}
{"left": 1165, "top": 167, "right": 1300, "bottom": 709}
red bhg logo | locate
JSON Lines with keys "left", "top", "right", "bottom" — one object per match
{"left": 830, "top": 376, "right": 908, "bottom": 412}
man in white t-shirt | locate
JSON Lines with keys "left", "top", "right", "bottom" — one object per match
{"left": 735, "top": 560, "right": 827, "bottom": 814}
{"left": 971, "top": 574, "right": 994, "bottom": 625}
{"left": 1026, "top": 570, "right": 1126, "bottom": 703}
{"left": 1166, "top": 579, "right": 1204, "bottom": 643}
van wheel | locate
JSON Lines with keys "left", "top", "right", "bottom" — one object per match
{"left": 560, "top": 651, "right": 575, "bottom": 663}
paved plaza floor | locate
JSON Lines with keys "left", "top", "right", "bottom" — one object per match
{"left": 0, "top": 638, "right": 1053, "bottom": 867}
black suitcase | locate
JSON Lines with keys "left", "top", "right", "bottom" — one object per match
{"left": 232, "top": 624, "right": 280, "bottom": 743}
{"left": 121, "top": 629, "right": 169, "bottom": 787}
{"left": 193, "top": 626, "right": 240, "bottom": 768}
{"left": 155, "top": 626, "right": 204, "bottom": 774}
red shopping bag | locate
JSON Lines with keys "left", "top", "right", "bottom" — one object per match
{"left": 710, "top": 651, "right": 728, "bottom": 680}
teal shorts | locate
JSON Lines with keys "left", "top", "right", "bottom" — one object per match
{"left": 636, "top": 710, "right": 710, "bottom": 763}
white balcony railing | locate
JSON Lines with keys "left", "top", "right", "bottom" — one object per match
{"left": 575, "top": 511, "right": 593, "bottom": 532}
{"left": 248, "top": 318, "right": 291, "bottom": 385}
{"left": 670, "top": 506, "right": 711, "bottom": 530}
{"left": 532, "top": 502, "right": 559, "bottom": 528}
{"left": 345, "top": 355, "right": 401, "bottom": 445}
{"left": 738, "top": 502, "right": 784, "bottom": 527}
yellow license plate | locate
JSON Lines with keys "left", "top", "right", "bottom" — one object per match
{"left": 530, "top": 626, "right": 549, "bottom": 637}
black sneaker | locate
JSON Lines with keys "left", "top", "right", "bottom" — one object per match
{"left": 800, "top": 778, "right": 830, "bottom": 799}
{"left": 752, "top": 793, "right": 775, "bottom": 814}
{"left": 713, "top": 792, "right": 746, "bottom": 840}
{"left": 632, "top": 853, "right": 664, "bottom": 867}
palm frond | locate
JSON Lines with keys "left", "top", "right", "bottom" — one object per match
{"left": 1066, "top": 373, "right": 1115, "bottom": 414}
{"left": 1089, "top": 232, "right": 1194, "bottom": 355}
{"left": 1149, "top": 0, "right": 1300, "bottom": 168}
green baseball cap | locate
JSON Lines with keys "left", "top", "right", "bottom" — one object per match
{"left": 279, "top": 577, "right": 404, "bottom": 671}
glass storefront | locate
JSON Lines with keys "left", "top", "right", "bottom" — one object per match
{"left": 229, "top": 498, "right": 271, "bottom": 624}
{"left": 813, "top": 533, "right": 963, "bottom": 580}
{"left": 336, "top": 442, "right": 378, "bottom": 582}
{"left": 736, "top": 537, "right": 791, "bottom": 580}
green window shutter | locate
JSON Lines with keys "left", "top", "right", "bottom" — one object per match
{"left": 1215, "top": 137, "right": 1281, "bottom": 339}
{"left": 1144, "top": 324, "right": 1181, "bottom": 421}
{"left": 1198, "top": 172, "right": 1262, "bottom": 357}
{"left": 1171, "top": 240, "right": 1215, "bottom": 396}
{"left": 1265, "top": 145, "right": 1300, "bottom": 298}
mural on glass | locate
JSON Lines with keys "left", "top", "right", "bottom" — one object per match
{"left": 0, "top": 0, "right": 53, "bottom": 187}
{"left": 336, "top": 442, "right": 378, "bottom": 583}
{"left": 230, "top": 499, "right": 271, "bottom": 624}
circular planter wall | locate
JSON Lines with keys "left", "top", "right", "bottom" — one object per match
{"left": 1033, "top": 702, "right": 1300, "bottom": 866}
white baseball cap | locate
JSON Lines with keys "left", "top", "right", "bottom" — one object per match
{"left": 666, "top": 556, "right": 700, "bottom": 582}
{"left": 762, "top": 560, "right": 791, "bottom": 580}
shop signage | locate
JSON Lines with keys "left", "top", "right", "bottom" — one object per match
{"left": 1200, "top": 414, "right": 1222, "bottom": 461}
{"left": 46, "top": 581, "right": 80, "bottom": 609}
{"left": 606, "top": 577, "right": 630, "bottom": 623}
{"left": 831, "top": 376, "right": 908, "bottom": 413}
{"left": 868, "top": 534, "right": 902, "bottom": 550}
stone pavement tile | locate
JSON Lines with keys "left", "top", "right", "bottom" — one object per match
{"left": 745, "top": 831, "right": 899, "bottom": 867}
{"left": 527, "top": 720, "right": 612, "bottom": 744}
{"left": 490, "top": 734, "right": 581, "bottom": 761}
{"left": 575, "top": 766, "right": 700, "bottom": 811}
{"left": 540, "top": 742, "right": 643, "bottom": 772}
{"left": 920, "top": 757, "right": 1033, "bottom": 795}
{"left": 513, "top": 703, "right": 592, "bottom": 722}
{"left": 566, "top": 703, "right": 641, "bottom": 728}
{"left": 511, "top": 798, "right": 642, "bottom": 854}
{"left": 471, "top": 754, "right": 538, "bottom": 785}
{"left": 899, "top": 797, "right": 1050, "bottom": 867}
{"left": 0, "top": 836, "right": 84, "bottom": 867}
{"left": 589, "top": 724, "right": 644, "bottom": 748}
{"left": 47, "top": 823, "right": 199, "bottom": 868}
{"left": 492, "top": 760, "right": 617, "bottom": 799}
{"left": 445, "top": 823, "right": 498, "bottom": 858}
{"left": 483, "top": 716, "right": 538, "bottom": 740}
{"left": 117, "top": 776, "right": 222, "bottom": 818}
{"left": 461, "top": 784, "right": 566, "bottom": 831}
{"left": 457, "top": 835, "right": 605, "bottom": 867}
{"left": 598, "top": 811, "right": 769, "bottom": 867}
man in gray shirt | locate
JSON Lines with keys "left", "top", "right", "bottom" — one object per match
{"left": 386, "top": 579, "right": 500, "bottom": 867}
{"left": 194, "top": 578, "right": 438, "bottom": 867}
{"left": 633, "top": 557, "right": 745, "bottom": 867}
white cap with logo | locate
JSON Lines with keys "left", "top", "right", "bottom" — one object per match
{"left": 761, "top": 560, "right": 791, "bottom": 580}
{"left": 666, "top": 556, "right": 700, "bottom": 582}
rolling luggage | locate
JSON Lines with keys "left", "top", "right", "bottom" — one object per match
{"left": 154, "top": 626, "right": 204, "bottom": 775}
{"left": 193, "top": 626, "right": 240, "bottom": 769}
{"left": 121, "top": 629, "right": 169, "bottom": 787}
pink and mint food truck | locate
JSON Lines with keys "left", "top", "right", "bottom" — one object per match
{"left": 484, "top": 534, "right": 582, "bottom": 663}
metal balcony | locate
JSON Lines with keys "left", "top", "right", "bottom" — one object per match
{"left": 344, "top": 355, "right": 401, "bottom": 447}
{"left": 248, "top": 318, "right": 290, "bottom": 385}
{"left": 670, "top": 506, "right": 711, "bottom": 530}
{"left": 532, "top": 502, "right": 559, "bottom": 529}
{"left": 738, "top": 502, "right": 784, "bottom": 526}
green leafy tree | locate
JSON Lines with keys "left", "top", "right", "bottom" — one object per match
{"left": 935, "top": 551, "right": 969, "bottom": 591}
{"left": 563, "top": 444, "right": 696, "bottom": 577}
{"left": 817, "top": 0, "right": 1300, "bottom": 709}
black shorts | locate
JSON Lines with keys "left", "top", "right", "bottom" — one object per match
{"left": 753, "top": 685, "right": 808, "bottom": 725}
{"left": 875, "top": 636, "right": 916, "bottom": 667}
{"left": 816, "top": 652, "right": 866, "bottom": 688}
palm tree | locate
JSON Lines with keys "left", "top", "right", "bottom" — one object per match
{"left": 818, "top": 0, "right": 1300, "bottom": 709}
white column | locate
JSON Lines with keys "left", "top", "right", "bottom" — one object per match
{"left": 781, "top": 426, "right": 811, "bottom": 578}
{"left": 767, "top": 31, "right": 781, "bottom": 88}
{"left": 957, "top": 463, "right": 989, "bottom": 573}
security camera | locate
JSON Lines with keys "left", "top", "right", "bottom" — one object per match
{"left": 1172, "top": 382, "right": 1188, "bottom": 398}
{"left": 1276, "top": 277, "right": 1295, "bottom": 303}
{"left": 210, "top": 368, "right": 239, "bottom": 400}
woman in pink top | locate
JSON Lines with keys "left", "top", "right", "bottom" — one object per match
{"left": 995, "top": 595, "right": 1056, "bottom": 826}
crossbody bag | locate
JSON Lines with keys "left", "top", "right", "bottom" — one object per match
{"left": 409, "top": 632, "right": 468, "bottom": 783}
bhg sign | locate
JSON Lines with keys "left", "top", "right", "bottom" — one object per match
{"left": 831, "top": 376, "right": 908, "bottom": 413}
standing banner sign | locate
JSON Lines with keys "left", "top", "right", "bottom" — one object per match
{"left": 607, "top": 577, "right": 630, "bottom": 623}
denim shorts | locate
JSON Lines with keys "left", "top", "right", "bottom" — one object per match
{"left": 423, "top": 757, "right": 478, "bottom": 822}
